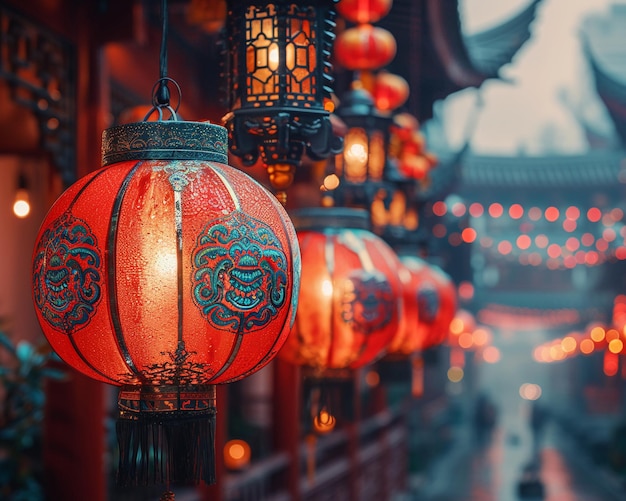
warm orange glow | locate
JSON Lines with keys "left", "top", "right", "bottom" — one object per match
{"left": 432, "top": 201, "right": 447, "bottom": 216}
{"left": 449, "top": 318, "right": 464, "bottom": 335}
{"left": 585, "top": 251, "right": 599, "bottom": 265}
{"left": 549, "top": 344, "right": 565, "bottom": 361}
{"left": 447, "top": 366, "right": 464, "bottom": 382}
{"left": 565, "top": 206, "right": 580, "bottom": 220}
{"left": 365, "top": 370, "right": 380, "bottom": 387}
{"left": 519, "top": 383, "right": 542, "bottom": 400}
{"left": 458, "top": 332, "right": 474, "bottom": 349}
{"left": 473, "top": 328, "right": 490, "bottom": 347}
{"left": 561, "top": 336, "right": 577, "bottom": 354}
{"left": 533, "top": 346, "right": 547, "bottom": 363}
{"left": 343, "top": 128, "right": 369, "bottom": 181}
{"left": 458, "top": 281, "right": 474, "bottom": 301}
{"left": 565, "top": 237, "right": 580, "bottom": 252}
{"left": 608, "top": 338, "right": 624, "bottom": 354}
{"left": 313, "top": 410, "right": 336, "bottom": 434}
{"left": 590, "top": 326, "right": 606, "bottom": 342}
{"left": 547, "top": 244, "right": 561, "bottom": 259}
{"left": 606, "top": 328, "right": 620, "bottom": 342}
{"left": 322, "top": 174, "right": 340, "bottom": 191}
{"left": 545, "top": 206, "right": 559, "bottom": 222}
{"left": 535, "top": 234, "right": 549, "bottom": 248}
{"left": 224, "top": 439, "right": 252, "bottom": 470}
{"left": 603, "top": 228, "right": 616, "bottom": 242}
{"left": 497, "top": 241, "right": 512, "bottom": 255}
{"left": 581, "top": 232, "right": 595, "bottom": 246}
{"left": 562, "top": 219, "right": 576, "bottom": 232}
{"left": 461, "top": 228, "right": 477, "bottom": 243}
{"left": 587, "top": 207, "right": 601, "bottom": 222}
{"left": 488, "top": 203, "right": 503, "bottom": 218}
{"left": 13, "top": 188, "right": 31, "bottom": 218}
{"left": 580, "top": 338, "right": 595, "bottom": 354}
{"left": 469, "top": 202, "right": 484, "bottom": 217}
{"left": 596, "top": 239, "right": 609, "bottom": 253}
{"left": 451, "top": 202, "right": 466, "bottom": 217}
{"left": 508, "top": 204, "right": 524, "bottom": 219}
{"left": 482, "top": 346, "right": 500, "bottom": 363}
{"left": 516, "top": 235, "right": 531, "bottom": 250}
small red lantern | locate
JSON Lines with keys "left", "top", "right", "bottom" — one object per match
{"left": 280, "top": 208, "right": 402, "bottom": 370}
{"left": 334, "top": 24, "right": 397, "bottom": 71}
{"left": 372, "top": 71, "right": 409, "bottom": 112}
{"left": 32, "top": 120, "right": 300, "bottom": 486}
{"left": 401, "top": 256, "right": 457, "bottom": 349}
{"left": 336, "top": 0, "right": 392, "bottom": 24}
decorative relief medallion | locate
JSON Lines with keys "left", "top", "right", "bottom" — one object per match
{"left": 192, "top": 211, "right": 289, "bottom": 332}
{"left": 33, "top": 213, "right": 102, "bottom": 334}
{"left": 341, "top": 270, "right": 394, "bottom": 334}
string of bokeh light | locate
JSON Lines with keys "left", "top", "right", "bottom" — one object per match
{"left": 427, "top": 199, "right": 626, "bottom": 269}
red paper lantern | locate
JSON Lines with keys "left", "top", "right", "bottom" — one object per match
{"left": 372, "top": 71, "right": 409, "bottom": 112}
{"left": 336, "top": 0, "right": 393, "bottom": 24}
{"left": 334, "top": 24, "right": 397, "bottom": 71}
{"left": 32, "top": 120, "right": 300, "bottom": 486}
{"left": 279, "top": 208, "right": 402, "bottom": 371}
{"left": 400, "top": 256, "right": 457, "bottom": 349}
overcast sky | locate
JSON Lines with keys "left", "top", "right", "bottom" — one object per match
{"left": 440, "top": 0, "right": 620, "bottom": 155}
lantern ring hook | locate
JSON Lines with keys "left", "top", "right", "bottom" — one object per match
{"left": 144, "top": 77, "right": 182, "bottom": 121}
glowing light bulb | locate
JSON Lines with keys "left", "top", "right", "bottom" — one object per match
{"left": 13, "top": 189, "right": 30, "bottom": 218}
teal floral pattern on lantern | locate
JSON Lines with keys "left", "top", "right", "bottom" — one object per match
{"left": 32, "top": 213, "right": 102, "bottom": 334}
{"left": 192, "top": 211, "right": 289, "bottom": 332}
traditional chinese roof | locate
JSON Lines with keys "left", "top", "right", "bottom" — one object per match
{"left": 463, "top": 0, "right": 542, "bottom": 79}
{"left": 380, "top": 0, "right": 542, "bottom": 122}
{"left": 582, "top": 5, "right": 626, "bottom": 146}
{"left": 459, "top": 151, "right": 626, "bottom": 192}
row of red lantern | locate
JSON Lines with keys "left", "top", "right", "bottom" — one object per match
{"left": 279, "top": 208, "right": 457, "bottom": 374}
{"left": 389, "top": 112, "right": 438, "bottom": 180}
{"left": 31, "top": 128, "right": 453, "bottom": 488}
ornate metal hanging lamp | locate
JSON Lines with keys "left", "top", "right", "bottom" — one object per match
{"left": 222, "top": 0, "right": 342, "bottom": 204}
{"left": 31, "top": 0, "right": 300, "bottom": 492}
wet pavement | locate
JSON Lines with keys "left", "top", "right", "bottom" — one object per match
{"left": 407, "top": 401, "right": 625, "bottom": 501}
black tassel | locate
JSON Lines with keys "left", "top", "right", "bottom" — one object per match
{"left": 116, "top": 385, "right": 217, "bottom": 487}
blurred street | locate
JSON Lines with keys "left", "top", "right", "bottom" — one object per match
{"left": 410, "top": 405, "right": 625, "bottom": 501}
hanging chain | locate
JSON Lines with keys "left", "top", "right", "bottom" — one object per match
{"left": 145, "top": 0, "right": 182, "bottom": 121}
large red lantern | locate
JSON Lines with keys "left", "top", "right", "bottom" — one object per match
{"left": 280, "top": 208, "right": 402, "bottom": 371}
{"left": 32, "top": 120, "right": 300, "bottom": 486}
{"left": 336, "top": 0, "right": 392, "bottom": 24}
{"left": 334, "top": 24, "right": 397, "bottom": 71}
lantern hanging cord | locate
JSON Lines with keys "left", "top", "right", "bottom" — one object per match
{"left": 157, "top": 0, "right": 170, "bottom": 106}
{"left": 145, "top": 0, "right": 182, "bottom": 121}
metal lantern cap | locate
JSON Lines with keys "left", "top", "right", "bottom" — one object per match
{"left": 290, "top": 207, "right": 370, "bottom": 231}
{"left": 102, "top": 120, "right": 229, "bottom": 166}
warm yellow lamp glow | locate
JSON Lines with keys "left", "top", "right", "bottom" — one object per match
{"left": 223, "top": 439, "right": 252, "bottom": 470}
{"left": 447, "top": 366, "right": 464, "bottom": 382}
{"left": 13, "top": 189, "right": 31, "bottom": 218}
{"left": 313, "top": 410, "right": 336, "bottom": 434}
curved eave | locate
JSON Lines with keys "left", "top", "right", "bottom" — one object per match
{"left": 463, "top": 0, "right": 542, "bottom": 78}
{"left": 584, "top": 39, "right": 626, "bottom": 145}
{"left": 460, "top": 151, "right": 625, "bottom": 191}
{"left": 427, "top": 0, "right": 487, "bottom": 88}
